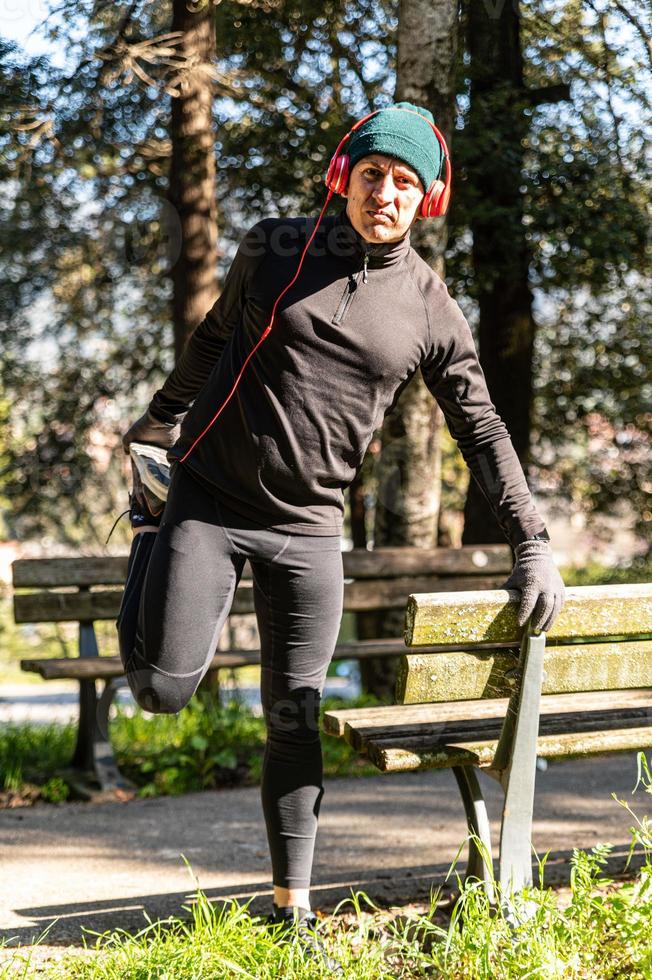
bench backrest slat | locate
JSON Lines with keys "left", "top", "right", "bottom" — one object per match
{"left": 14, "top": 559, "right": 502, "bottom": 623}
{"left": 13, "top": 572, "right": 510, "bottom": 624}
{"left": 12, "top": 546, "right": 511, "bottom": 590}
{"left": 341, "top": 545, "right": 511, "bottom": 578}
{"left": 397, "top": 639, "right": 652, "bottom": 704}
{"left": 13, "top": 557, "right": 130, "bottom": 588}
{"left": 405, "top": 585, "right": 652, "bottom": 647}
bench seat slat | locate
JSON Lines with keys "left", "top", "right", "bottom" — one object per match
{"left": 405, "top": 584, "right": 652, "bottom": 647}
{"left": 20, "top": 653, "right": 262, "bottom": 680}
{"left": 398, "top": 640, "right": 652, "bottom": 703}
{"left": 325, "top": 687, "right": 652, "bottom": 736}
{"left": 368, "top": 725, "right": 652, "bottom": 773}
{"left": 19, "top": 637, "right": 419, "bottom": 680}
{"left": 350, "top": 703, "right": 652, "bottom": 755}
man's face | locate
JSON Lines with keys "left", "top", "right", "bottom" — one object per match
{"left": 344, "top": 154, "right": 424, "bottom": 244}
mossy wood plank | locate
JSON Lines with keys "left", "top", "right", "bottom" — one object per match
{"left": 14, "top": 576, "right": 508, "bottom": 624}
{"left": 404, "top": 584, "right": 652, "bottom": 647}
{"left": 397, "top": 640, "right": 652, "bottom": 704}
{"left": 323, "top": 698, "right": 510, "bottom": 737}
{"left": 347, "top": 705, "right": 652, "bottom": 753}
{"left": 323, "top": 689, "right": 652, "bottom": 738}
{"left": 354, "top": 703, "right": 652, "bottom": 756}
{"left": 14, "top": 590, "right": 125, "bottom": 624}
{"left": 22, "top": 655, "right": 128, "bottom": 680}
{"left": 369, "top": 726, "right": 652, "bottom": 773}
{"left": 323, "top": 689, "right": 652, "bottom": 737}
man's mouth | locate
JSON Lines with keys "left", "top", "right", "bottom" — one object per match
{"left": 368, "top": 210, "right": 393, "bottom": 223}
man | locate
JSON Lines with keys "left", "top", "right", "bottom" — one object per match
{"left": 119, "top": 102, "right": 564, "bottom": 969}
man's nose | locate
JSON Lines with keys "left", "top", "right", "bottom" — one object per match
{"left": 371, "top": 174, "right": 395, "bottom": 205}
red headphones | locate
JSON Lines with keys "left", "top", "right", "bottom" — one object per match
{"left": 325, "top": 106, "right": 452, "bottom": 217}
{"left": 179, "top": 107, "right": 452, "bottom": 464}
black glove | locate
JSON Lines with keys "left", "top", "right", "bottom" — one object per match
{"left": 122, "top": 409, "right": 180, "bottom": 455}
{"left": 503, "top": 538, "right": 565, "bottom": 633}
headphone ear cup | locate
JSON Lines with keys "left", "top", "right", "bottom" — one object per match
{"left": 421, "top": 179, "right": 451, "bottom": 218}
{"left": 325, "top": 153, "right": 350, "bottom": 195}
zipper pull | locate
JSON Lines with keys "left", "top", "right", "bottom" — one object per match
{"left": 362, "top": 252, "right": 369, "bottom": 284}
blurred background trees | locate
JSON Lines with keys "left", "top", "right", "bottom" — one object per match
{"left": 1, "top": 0, "right": 649, "bottom": 556}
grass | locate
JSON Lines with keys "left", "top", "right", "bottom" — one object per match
{"left": 1, "top": 754, "right": 651, "bottom": 978}
{"left": 0, "top": 721, "right": 76, "bottom": 803}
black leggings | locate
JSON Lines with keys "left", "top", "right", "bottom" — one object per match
{"left": 116, "top": 463, "right": 344, "bottom": 889}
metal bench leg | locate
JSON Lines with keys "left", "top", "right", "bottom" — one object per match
{"left": 94, "top": 678, "right": 135, "bottom": 792}
{"left": 69, "top": 621, "right": 134, "bottom": 796}
{"left": 452, "top": 765, "right": 495, "bottom": 903}
{"left": 71, "top": 677, "right": 98, "bottom": 773}
{"left": 496, "top": 629, "right": 546, "bottom": 902}
{"left": 70, "top": 622, "right": 100, "bottom": 774}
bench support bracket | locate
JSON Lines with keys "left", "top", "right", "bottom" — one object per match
{"left": 452, "top": 765, "right": 495, "bottom": 903}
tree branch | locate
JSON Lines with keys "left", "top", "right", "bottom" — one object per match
{"left": 610, "top": 0, "right": 652, "bottom": 70}
{"left": 525, "top": 83, "right": 571, "bottom": 106}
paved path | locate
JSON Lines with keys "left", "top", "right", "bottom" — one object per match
{"left": 0, "top": 751, "right": 646, "bottom": 947}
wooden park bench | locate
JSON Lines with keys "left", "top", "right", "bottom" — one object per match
{"left": 11, "top": 545, "right": 511, "bottom": 796}
{"left": 324, "top": 583, "right": 652, "bottom": 901}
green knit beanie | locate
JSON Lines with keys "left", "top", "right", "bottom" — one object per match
{"left": 347, "top": 102, "right": 443, "bottom": 192}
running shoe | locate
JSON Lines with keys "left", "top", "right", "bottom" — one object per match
{"left": 128, "top": 456, "right": 165, "bottom": 531}
{"left": 266, "top": 905, "right": 344, "bottom": 975}
{"left": 129, "top": 442, "right": 171, "bottom": 515}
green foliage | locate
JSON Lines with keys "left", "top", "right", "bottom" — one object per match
{"left": 40, "top": 775, "right": 70, "bottom": 803}
{"left": 114, "top": 692, "right": 381, "bottom": 795}
{"left": 0, "top": 722, "right": 75, "bottom": 791}
{"left": 2, "top": 0, "right": 649, "bottom": 545}
{"left": 0, "top": 691, "right": 381, "bottom": 802}
{"left": 113, "top": 695, "right": 266, "bottom": 796}
{"left": 520, "top": 2, "right": 651, "bottom": 535}
{"left": 213, "top": 0, "right": 395, "bottom": 237}
{"left": 561, "top": 554, "right": 652, "bottom": 586}
{"left": 1, "top": 16, "right": 174, "bottom": 545}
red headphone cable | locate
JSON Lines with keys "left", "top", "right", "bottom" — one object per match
{"left": 179, "top": 187, "right": 336, "bottom": 464}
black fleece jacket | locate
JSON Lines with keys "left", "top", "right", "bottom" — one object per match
{"left": 150, "top": 207, "right": 546, "bottom": 544}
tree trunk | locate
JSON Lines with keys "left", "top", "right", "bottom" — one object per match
{"left": 168, "top": 0, "right": 219, "bottom": 361}
{"left": 359, "top": 0, "right": 458, "bottom": 701}
{"left": 462, "top": 0, "right": 535, "bottom": 545}
{"left": 168, "top": 0, "right": 219, "bottom": 700}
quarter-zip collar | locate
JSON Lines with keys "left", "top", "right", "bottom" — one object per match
{"left": 329, "top": 206, "right": 412, "bottom": 271}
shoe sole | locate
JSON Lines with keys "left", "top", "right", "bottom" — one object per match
{"left": 130, "top": 442, "right": 171, "bottom": 505}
